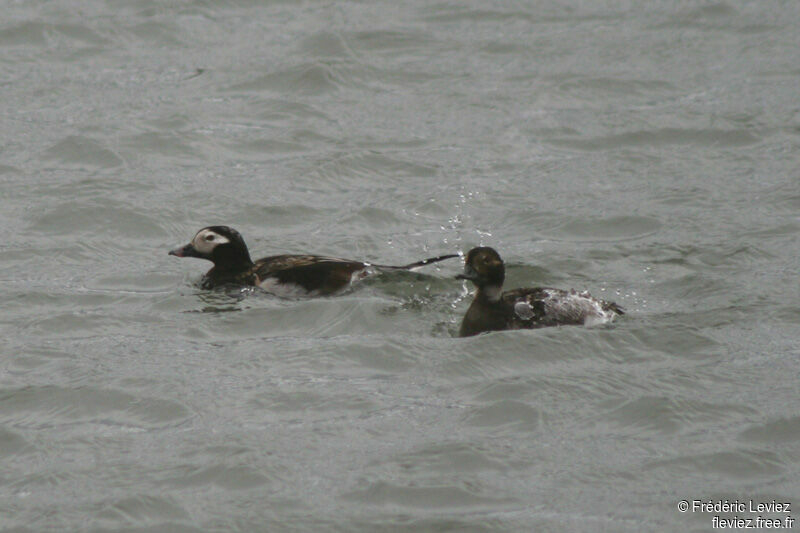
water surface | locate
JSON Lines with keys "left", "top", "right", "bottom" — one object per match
{"left": 1, "top": 1, "right": 799, "bottom": 531}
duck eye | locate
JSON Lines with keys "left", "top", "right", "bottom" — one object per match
{"left": 205, "top": 234, "right": 215, "bottom": 241}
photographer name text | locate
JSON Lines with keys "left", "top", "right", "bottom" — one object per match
{"left": 678, "top": 499, "right": 794, "bottom": 529}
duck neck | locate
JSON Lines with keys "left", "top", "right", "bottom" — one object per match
{"left": 212, "top": 245, "right": 254, "bottom": 274}
{"left": 476, "top": 284, "right": 503, "bottom": 303}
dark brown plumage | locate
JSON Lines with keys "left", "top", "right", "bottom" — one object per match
{"left": 169, "top": 226, "right": 458, "bottom": 296}
{"left": 456, "top": 247, "right": 623, "bottom": 337}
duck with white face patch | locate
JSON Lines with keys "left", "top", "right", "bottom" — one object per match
{"left": 169, "top": 225, "right": 458, "bottom": 295}
{"left": 456, "top": 246, "right": 624, "bottom": 337}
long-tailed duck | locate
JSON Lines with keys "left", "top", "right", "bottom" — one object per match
{"left": 169, "top": 226, "right": 458, "bottom": 296}
{"left": 456, "top": 247, "right": 623, "bottom": 337}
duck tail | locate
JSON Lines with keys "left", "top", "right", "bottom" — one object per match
{"left": 607, "top": 302, "right": 625, "bottom": 315}
{"left": 373, "top": 253, "right": 459, "bottom": 271}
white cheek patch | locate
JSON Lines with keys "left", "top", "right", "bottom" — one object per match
{"left": 192, "top": 229, "right": 230, "bottom": 254}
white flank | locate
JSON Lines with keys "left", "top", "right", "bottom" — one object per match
{"left": 540, "top": 289, "right": 617, "bottom": 326}
{"left": 513, "top": 301, "right": 534, "bottom": 320}
{"left": 257, "top": 268, "right": 370, "bottom": 298}
{"left": 258, "top": 277, "right": 317, "bottom": 298}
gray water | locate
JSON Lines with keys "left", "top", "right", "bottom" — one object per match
{"left": 1, "top": 1, "right": 799, "bottom": 531}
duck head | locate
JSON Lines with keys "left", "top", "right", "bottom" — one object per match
{"left": 456, "top": 247, "right": 505, "bottom": 291}
{"left": 169, "top": 226, "right": 253, "bottom": 271}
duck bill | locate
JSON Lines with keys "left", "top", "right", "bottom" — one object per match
{"left": 455, "top": 265, "right": 479, "bottom": 282}
{"left": 168, "top": 243, "right": 201, "bottom": 258}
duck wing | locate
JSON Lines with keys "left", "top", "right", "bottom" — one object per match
{"left": 501, "top": 288, "right": 553, "bottom": 326}
{"left": 253, "top": 255, "right": 367, "bottom": 296}
{"left": 505, "top": 287, "right": 622, "bottom": 327}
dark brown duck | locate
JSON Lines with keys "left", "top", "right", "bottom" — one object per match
{"left": 169, "top": 226, "right": 458, "bottom": 296}
{"left": 456, "top": 247, "right": 623, "bottom": 337}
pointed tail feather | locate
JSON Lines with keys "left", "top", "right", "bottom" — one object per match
{"left": 373, "top": 253, "right": 459, "bottom": 271}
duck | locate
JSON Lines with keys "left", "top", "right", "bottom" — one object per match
{"left": 169, "top": 226, "right": 458, "bottom": 296}
{"left": 455, "top": 246, "right": 623, "bottom": 337}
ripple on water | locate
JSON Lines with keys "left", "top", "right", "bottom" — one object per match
{"left": 541, "top": 215, "right": 662, "bottom": 242}
{"left": 343, "top": 480, "right": 519, "bottom": 510}
{"left": 28, "top": 204, "right": 167, "bottom": 243}
{"left": 298, "top": 31, "right": 352, "bottom": 59}
{"left": 463, "top": 399, "right": 542, "bottom": 433}
{"left": 125, "top": 20, "right": 185, "bottom": 46}
{"left": 190, "top": 296, "right": 440, "bottom": 343}
{"left": 41, "top": 135, "right": 123, "bottom": 169}
{"left": 627, "top": 323, "right": 722, "bottom": 359}
{"left": 651, "top": 273, "right": 731, "bottom": 302}
{"left": 601, "top": 395, "right": 758, "bottom": 436}
{"left": 645, "top": 448, "right": 785, "bottom": 481}
{"left": 120, "top": 131, "right": 203, "bottom": 163}
{"left": 549, "top": 128, "right": 761, "bottom": 151}
{"left": 88, "top": 273, "right": 177, "bottom": 293}
{"left": 773, "top": 305, "right": 800, "bottom": 325}
{"left": 228, "top": 62, "right": 346, "bottom": 96}
{"left": 158, "top": 464, "right": 270, "bottom": 491}
{"left": 303, "top": 150, "right": 439, "bottom": 190}
{"left": 738, "top": 416, "right": 800, "bottom": 445}
{"left": 248, "top": 388, "right": 377, "bottom": 420}
{"left": 0, "top": 385, "right": 191, "bottom": 430}
{"left": 345, "top": 517, "right": 507, "bottom": 533}
{"left": 419, "top": 6, "right": 544, "bottom": 24}
{"left": 0, "top": 425, "right": 31, "bottom": 457}
{"left": 378, "top": 442, "right": 511, "bottom": 475}
{"left": 554, "top": 76, "right": 677, "bottom": 101}
{"left": 21, "top": 308, "right": 165, "bottom": 338}
{"left": 349, "top": 29, "right": 444, "bottom": 53}
{"left": 93, "top": 494, "right": 190, "bottom": 526}
{"left": 220, "top": 137, "right": 310, "bottom": 161}
{"left": 442, "top": 326, "right": 637, "bottom": 381}
{"left": 0, "top": 21, "right": 52, "bottom": 46}
{"left": 653, "top": 3, "right": 780, "bottom": 34}
{"left": 244, "top": 98, "right": 334, "bottom": 125}
{"left": 0, "top": 21, "right": 106, "bottom": 49}
{"left": 28, "top": 201, "right": 167, "bottom": 238}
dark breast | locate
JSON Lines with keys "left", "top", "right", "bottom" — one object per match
{"left": 459, "top": 297, "right": 517, "bottom": 337}
{"left": 201, "top": 268, "right": 257, "bottom": 289}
